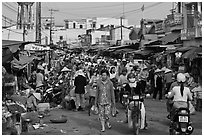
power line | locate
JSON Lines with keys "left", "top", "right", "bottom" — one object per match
{"left": 2, "top": 3, "right": 18, "bottom": 13}
{"left": 45, "top": 2, "right": 135, "bottom": 11}
{"left": 2, "top": 18, "right": 17, "bottom": 26}
{"left": 4, "top": 28, "right": 23, "bottom": 34}
{"left": 6, "top": 2, "right": 18, "bottom": 11}
{"left": 2, "top": 15, "right": 17, "bottom": 24}
{"left": 92, "top": 3, "right": 164, "bottom": 25}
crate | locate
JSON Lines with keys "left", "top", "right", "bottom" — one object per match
{"left": 37, "top": 103, "right": 50, "bottom": 112}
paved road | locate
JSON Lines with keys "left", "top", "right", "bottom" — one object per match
{"left": 23, "top": 98, "right": 202, "bottom": 135}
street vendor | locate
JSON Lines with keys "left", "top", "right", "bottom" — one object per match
{"left": 36, "top": 65, "right": 44, "bottom": 90}
{"left": 26, "top": 89, "right": 41, "bottom": 112}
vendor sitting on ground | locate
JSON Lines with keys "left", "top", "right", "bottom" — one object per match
{"left": 26, "top": 89, "right": 41, "bottom": 112}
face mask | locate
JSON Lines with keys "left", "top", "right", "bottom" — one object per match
{"left": 129, "top": 78, "right": 136, "bottom": 83}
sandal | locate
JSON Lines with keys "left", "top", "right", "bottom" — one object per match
{"left": 107, "top": 122, "right": 112, "bottom": 129}
{"left": 101, "top": 127, "right": 105, "bottom": 132}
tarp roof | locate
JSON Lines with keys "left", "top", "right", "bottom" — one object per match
{"left": 11, "top": 55, "right": 35, "bottom": 70}
{"left": 182, "top": 47, "right": 202, "bottom": 60}
{"left": 129, "top": 49, "right": 153, "bottom": 56}
{"left": 2, "top": 40, "right": 35, "bottom": 53}
{"left": 176, "top": 46, "right": 195, "bottom": 52}
{"left": 160, "top": 32, "right": 180, "bottom": 44}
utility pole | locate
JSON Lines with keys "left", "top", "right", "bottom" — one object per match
{"left": 120, "top": 16, "right": 123, "bottom": 41}
{"left": 36, "top": 2, "right": 41, "bottom": 43}
{"left": 22, "top": 5, "right": 25, "bottom": 41}
{"left": 49, "top": 9, "right": 58, "bottom": 45}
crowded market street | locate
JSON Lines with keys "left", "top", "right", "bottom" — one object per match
{"left": 2, "top": 1, "right": 202, "bottom": 135}
{"left": 20, "top": 99, "right": 202, "bottom": 135}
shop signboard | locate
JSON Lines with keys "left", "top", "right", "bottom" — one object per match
{"left": 24, "top": 44, "right": 50, "bottom": 51}
{"left": 165, "top": 13, "right": 183, "bottom": 32}
{"left": 166, "top": 13, "right": 182, "bottom": 26}
{"left": 155, "top": 21, "right": 165, "bottom": 33}
{"left": 181, "top": 28, "right": 196, "bottom": 40}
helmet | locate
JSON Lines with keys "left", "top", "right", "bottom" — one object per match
{"left": 177, "top": 73, "right": 186, "bottom": 83}
{"left": 122, "top": 68, "right": 127, "bottom": 73}
{"left": 127, "top": 73, "right": 136, "bottom": 79}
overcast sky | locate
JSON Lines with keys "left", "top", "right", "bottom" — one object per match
{"left": 2, "top": 2, "right": 173, "bottom": 26}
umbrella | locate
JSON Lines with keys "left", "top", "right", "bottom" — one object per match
{"left": 155, "top": 69, "right": 162, "bottom": 73}
{"left": 61, "top": 67, "right": 71, "bottom": 72}
{"left": 165, "top": 69, "right": 172, "bottom": 74}
{"left": 7, "top": 103, "right": 26, "bottom": 113}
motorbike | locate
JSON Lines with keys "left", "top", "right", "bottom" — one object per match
{"left": 120, "top": 83, "right": 129, "bottom": 107}
{"left": 128, "top": 93, "right": 144, "bottom": 135}
{"left": 169, "top": 101, "right": 194, "bottom": 135}
{"left": 41, "top": 83, "right": 63, "bottom": 105}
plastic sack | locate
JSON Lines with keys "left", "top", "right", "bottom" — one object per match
{"left": 91, "top": 105, "right": 98, "bottom": 115}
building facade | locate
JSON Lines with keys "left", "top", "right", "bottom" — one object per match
{"left": 64, "top": 19, "right": 87, "bottom": 29}
{"left": 64, "top": 17, "right": 128, "bottom": 30}
{"left": 110, "top": 26, "right": 132, "bottom": 42}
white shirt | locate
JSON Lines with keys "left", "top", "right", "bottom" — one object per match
{"left": 170, "top": 86, "right": 192, "bottom": 102}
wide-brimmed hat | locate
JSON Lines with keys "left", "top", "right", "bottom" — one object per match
{"left": 143, "top": 65, "right": 148, "bottom": 70}
{"left": 37, "top": 65, "right": 44, "bottom": 70}
{"left": 36, "top": 83, "right": 44, "bottom": 88}
{"left": 77, "top": 69, "right": 85, "bottom": 77}
{"left": 155, "top": 69, "right": 162, "bottom": 73}
{"left": 122, "top": 58, "right": 126, "bottom": 62}
{"left": 161, "top": 67, "right": 167, "bottom": 72}
{"left": 165, "top": 69, "right": 172, "bottom": 74}
{"left": 61, "top": 67, "right": 70, "bottom": 72}
{"left": 33, "top": 93, "right": 41, "bottom": 100}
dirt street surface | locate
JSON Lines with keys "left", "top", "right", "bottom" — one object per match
{"left": 23, "top": 98, "right": 202, "bottom": 135}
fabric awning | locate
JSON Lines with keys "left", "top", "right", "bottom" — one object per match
{"left": 2, "top": 40, "right": 35, "bottom": 53}
{"left": 182, "top": 47, "right": 202, "bottom": 60}
{"left": 144, "top": 39, "right": 161, "bottom": 45}
{"left": 2, "top": 40, "right": 36, "bottom": 64}
{"left": 176, "top": 46, "right": 195, "bottom": 52}
{"left": 11, "top": 55, "right": 34, "bottom": 70}
{"left": 160, "top": 32, "right": 180, "bottom": 44}
{"left": 130, "top": 49, "right": 153, "bottom": 56}
{"left": 114, "top": 48, "right": 135, "bottom": 53}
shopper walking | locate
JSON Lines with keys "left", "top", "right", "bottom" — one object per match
{"left": 74, "top": 69, "right": 87, "bottom": 111}
{"left": 153, "top": 69, "right": 163, "bottom": 101}
{"left": 95, "top": 69, "right": 115, "bottom": 132}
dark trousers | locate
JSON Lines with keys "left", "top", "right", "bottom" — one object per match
{"left": 153, "top": 86, "right": 163, "bottom": 100}
{"left": 166, "top": 99, "right": 174, "bottom": 112}
{"left": 114, "top": 89, "right": 120, "bottom": 103}
{"left": 165, "top": 82, "right": 172, "bottom": 94}
{"left": 140, "top": 80, "right": 146, "bottom": 94}
{"left": 149, "top": 82, "right": 155, "bottom": 95}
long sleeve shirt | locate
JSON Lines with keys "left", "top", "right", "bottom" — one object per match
{"left": 95, "top": 79, "right": 115, "bottom": 106}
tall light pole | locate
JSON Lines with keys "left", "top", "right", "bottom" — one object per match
{"left": 36, "top": 2, "right": 41, "bottom": 43}
{"left": 49, "top": 9, "right": 58, "bottom": 45}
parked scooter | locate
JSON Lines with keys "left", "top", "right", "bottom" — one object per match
{"left": 41, "top": 81, "right": 63, "bottom": 105}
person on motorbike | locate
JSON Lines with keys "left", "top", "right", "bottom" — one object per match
{"left": 167, "top": 73, "right": 193, "bottom": 120}
{"left": 118, "top": 68, "right": 128, "bottom": 103}
{"left": 125, "top": 73, "right": 148, "bottom": 130}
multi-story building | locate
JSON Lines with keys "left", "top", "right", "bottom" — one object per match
{"left": 180, "top": 2, "right": 202, "bottom": 47}
{"left": 64, "top": 17, "right": 128, "bottom": 30}
{"left": 64, "top": 18, "right": 87, "bottom": 29}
